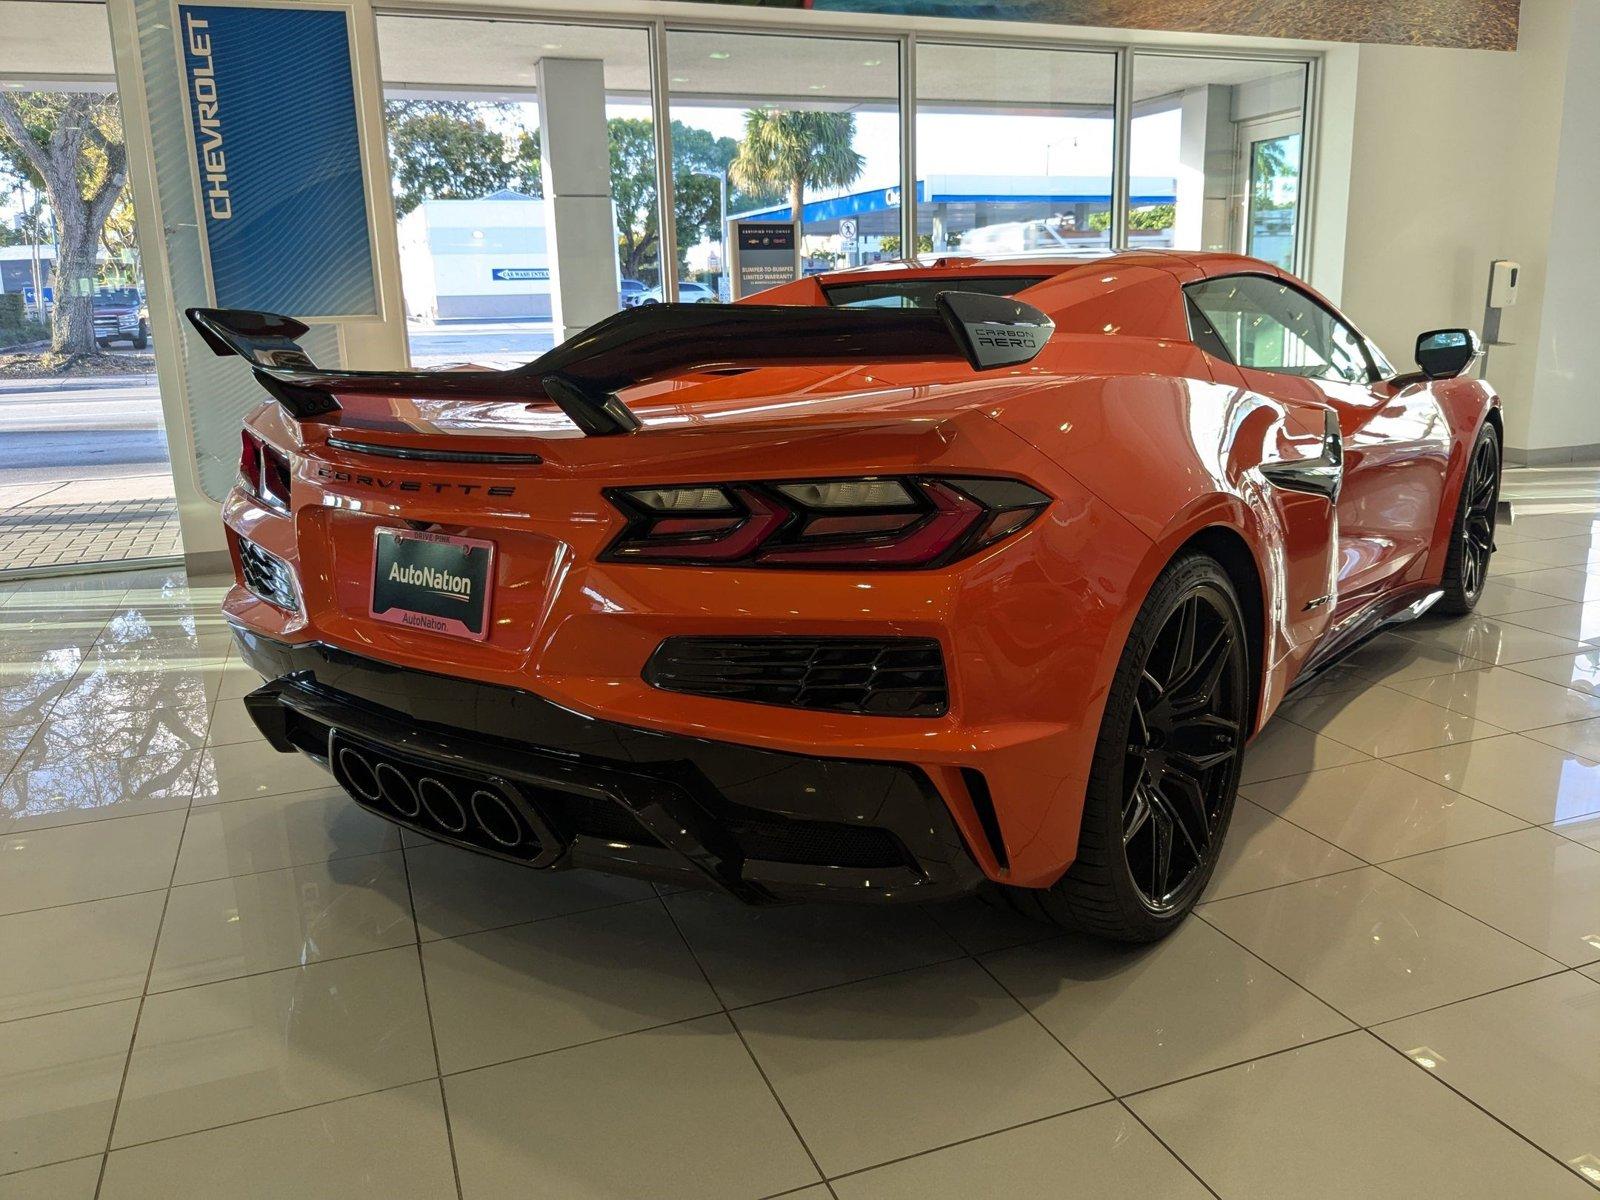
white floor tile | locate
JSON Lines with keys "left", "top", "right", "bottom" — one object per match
{"left": 446, "top": 1014, "right": 819, "bottom": 1200}
{"left": 422, "top": 900, "right": 720, "bottom": 1072}
{"left": 1390, "top": 664, "right": 1600, "bottom": 731}
{"left": 1385, "top": 732, "right": 1600, "bottom": 824}
{"left": 1204, "top": 797, "right": 1363, "bottom": 900}
{"left": 0, "top": 1001, "right": 138, "bottom": 1175}
{"left": 404, "top": 841, "right": 654, "bottom": 941}
{"left": 665, "top": 889, "right": 963, "bottom": 1008}
{"left": 1198, "top": 868, "right": 1558, "bottom": 1024}
{"left": 0, "top": 810, "right": 184, "bottom": 914}
{"left": 190, "top": 739, "right": 335, "bottom": 805}
{"left": 172, "top": 788, "right": 398, "bottom": 885}
{"left": 0, "top": 747, "right": 198, "bottom": 835}
{"left": 1242, "top": 758, "right": 1525, "bottom": 862}
{"left": 0, "top": 892, "right": 164, "bottom": 1022}
{"left": 733, "top": 958, "right": 1107, "bottom": 1176}
{"left": 1374, "top": 972, "right": 1600, "bottom": 1188}
{"left": 831, "top": 1102, "right": 1210, "bottom": 1199}
{"left": 100, "top": 1082, "right": 457, "bottom": 1199}
{"left": 1241, "top": 718, "right": 1370, "bottom": 784}
{"left": 0, "top": 1157, "right": 102, "bottom": 1200}
{"left": 1129, "top": 1032, "right": 1597, "bottom": 1199}
{"left": 150, "top": 851, "right": 416, "bottom": 991}
{"left": 983, "top": 918, "right": 1352, "bottom": 1094}
{"left": 1385, "top": 827, "right": 1600, "bottom": 966}
{"left": 112, "top": 947, "right": 435, "bottom": 1147}
{"left": 1275, "top": 685, "right": 1505, "bottom": 758}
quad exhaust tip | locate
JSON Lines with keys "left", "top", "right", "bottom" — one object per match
{"left": 332, "top": 741, "right": 534, "bottom": 855}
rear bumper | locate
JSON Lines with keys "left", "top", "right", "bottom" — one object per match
{"left": 234, "top": 628, "right": 986, "bottom": 903}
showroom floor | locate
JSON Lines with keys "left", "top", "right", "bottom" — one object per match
{"left": 1, "top": 470, "right": 1599, "bottom": 1198}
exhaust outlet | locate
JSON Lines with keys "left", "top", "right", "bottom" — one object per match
{"left": 470, "top": 789, "right": 524, "bottom": 848}
{"left": 375, "top": 761, "right": 421, "bottom": 819}
{"left": 419, "top": 777, "right": 468, "bottom": 834}
{"left": 336, "top": 746, "right": 382, "bottom": 803}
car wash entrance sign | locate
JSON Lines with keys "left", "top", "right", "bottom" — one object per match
{"left": 731, "top": 220, "right": 799, "bottom": 299}
{"left": 177, "top": 2, "right": 379, "bottom": 319}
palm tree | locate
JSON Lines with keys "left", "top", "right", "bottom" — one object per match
{"left": 729, "top": 109, "right": 864, "bottom": 237}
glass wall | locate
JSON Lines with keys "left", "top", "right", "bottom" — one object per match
{"left": 376, "top": 15, "right": 657, "bottom": 363}
{"left": 666, "top": 30, "right": 900, "bottom": 301}
{"left": 371, "top": 17, "right": 1316, "bottom": 343}
{"left": 0, "top": 3, "right": 182, "bottom": 577}
{"left": 1128, "top": 54, "right": 1309, "bottom": 266}
{"left": 916, "top": 43, "right": 1117, "bottom": 255}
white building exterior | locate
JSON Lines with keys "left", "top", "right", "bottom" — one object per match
{"left": 397, "top": 190, "right": 553, "bottom": 321}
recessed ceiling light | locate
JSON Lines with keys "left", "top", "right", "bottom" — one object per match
{"left": 708, "top": 51, "right": 731, "bottom": 60}
{"left": 542, "top": 42, "right": 562, "bottom": 49}
{"left": 808, "top": 84, "right": 824, "bottom": 91}
{"left": 862, "top": 58, "right": 883, "bottom": 66}
{"left": 671, "top": 76, "right": 688, "bottom": 83}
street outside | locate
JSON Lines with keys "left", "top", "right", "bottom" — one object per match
{"left": 0, "top": 320, "right": 555, "bottom": 573}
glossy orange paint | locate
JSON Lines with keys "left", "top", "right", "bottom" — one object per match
{"left": 221, "top": 251, "right": 1499, "bottom": 888}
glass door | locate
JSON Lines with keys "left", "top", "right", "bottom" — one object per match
{"left": 1236, "top": 115, "right": 1302, "bottom": 270}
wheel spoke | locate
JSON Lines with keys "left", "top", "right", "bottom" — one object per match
{"left": 1166, "top": 597, "right": 1199, "bottom": 689}
{"left": 1123, "top": 782, "right": 1154, "bottom": 845}
{"left": 1149, "top": 802, "right": 1175, "bottom": 899}
{"left": 1158, "top": 771, "right": 1210, "bottom": 854}
{"left": 1169, "top": 627, "right": 1234, "bottom": 712}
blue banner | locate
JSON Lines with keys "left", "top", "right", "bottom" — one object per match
{"left": 178, "top": 3, "right": 377, "bottom": 318}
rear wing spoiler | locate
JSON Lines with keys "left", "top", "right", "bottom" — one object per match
{"left": 185, "top": 290, "right": 1054, "bottom": 435}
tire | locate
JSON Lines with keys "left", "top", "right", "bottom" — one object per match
{"left": 1000, "top": 552, "right": 1250, "bottom": 941}
{"left": 132, "top": 321, "right": 148, "bottom": 350}
{"left": 1437, "top": 422, "right": 1501, "bottom": 616}
{"left": 96, "top": 338, "right": 109, "bottom": 349}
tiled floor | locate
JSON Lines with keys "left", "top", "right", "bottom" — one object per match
{"left": 0, "top": 476, "right": 181, "bottom": 574}
{"left": 2, "top": 468, "right": 1600, "bottom": 1197}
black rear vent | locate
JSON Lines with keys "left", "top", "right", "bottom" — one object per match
{"left": 235, "top": 535, "right": 298, "bottom": 613}
{"left": 727, "top": 816, "right": 911, "bottom": 869}
{"left": 644, "top": 636, "right": 947, "bottom": 717}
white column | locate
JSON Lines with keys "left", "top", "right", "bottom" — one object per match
{"left": 1174, "top": 85, "right": 1233, "bottom": 253}
{"left": 535, "top": 57, "right": 619, "bottom": 344}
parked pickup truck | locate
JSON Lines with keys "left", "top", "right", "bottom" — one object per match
{"left": 93, "top": 288, "right": 149, "bottom": 349}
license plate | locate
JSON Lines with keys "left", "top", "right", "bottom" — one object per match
{"left": 370, "top": 528, "right": 494, "bottom": 641}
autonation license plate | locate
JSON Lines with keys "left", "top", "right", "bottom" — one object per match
{"left": 370, "top": 528, "right": 494, "bottom": 641}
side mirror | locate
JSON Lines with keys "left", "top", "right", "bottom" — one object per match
{"left": 1415, "top": 328, "right": 1482, "bottom": 380}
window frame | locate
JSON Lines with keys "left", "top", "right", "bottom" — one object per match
{"left": 1182, "top": 272, "right": 1382, "bottom": 387}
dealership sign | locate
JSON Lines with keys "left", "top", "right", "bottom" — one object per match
{"left": 731, "top": 220, "right": 799, "bottom": 300}
{"left": 177, "top": 3, "right": 379, "bottom": 319}
{"left": 490, "top": 267, "right": 550, "bottom": 282}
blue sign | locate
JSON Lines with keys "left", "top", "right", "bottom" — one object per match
{"left": 178, "top": 4, "right": 377, "bottom": 318}
{"left": 490, "top": 267, "right": 550, "bottom": 282}
{"left": 21, "top": 285, "right": 54, "bottom": 307}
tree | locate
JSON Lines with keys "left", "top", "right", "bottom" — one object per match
{"left": 605, "top": 118, "right": 739, "bottom": 281}
{"left": 384, "top": 101, "right": 516, "bottom": 217}
{"left": 0, "top": 92, "right": 128, "bottom": 357}
{"left": 729, "top": 109, "right": 863, "bottom": 237}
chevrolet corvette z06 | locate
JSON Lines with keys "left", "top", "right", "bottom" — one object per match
{"left": 193, "top": 250, "right": 1501, "bottom": 941}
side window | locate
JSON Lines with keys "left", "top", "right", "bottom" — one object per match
{"left": 1186, "top": 276, "right": 1373, "bottom": 385}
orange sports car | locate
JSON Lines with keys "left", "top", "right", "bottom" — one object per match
{"left": 193, "top": 250, "right": 1501, "bottom": 941}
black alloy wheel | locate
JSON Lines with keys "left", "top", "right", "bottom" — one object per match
{"left": 998, "top": 552, "right": 1249, "bottom": 941}
{"left": 1440, "top": 423, "right": 1501, "bottom": 615}
{"left": 1461, "top": 433, "right": 1499, "bottom": 598}
{"left": 1122, "top": 586, "right": 1247, "bottom": 912}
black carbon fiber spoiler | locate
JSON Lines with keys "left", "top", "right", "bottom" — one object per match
{"left": 185, "top": 291, "right": 1053, "bottom": 434}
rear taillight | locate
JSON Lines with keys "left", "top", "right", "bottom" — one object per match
{"left": 602, "top": 476, "right": 1048, "bottom": 569}
{"left": 239, "top": 430, "right": 293, "bottom": 513}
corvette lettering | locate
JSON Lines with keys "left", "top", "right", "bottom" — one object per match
{"left": 314, "top": 465, "right": 516, "bottom": 497}
{"left": 183, "top": 14, "right": 231, "bottom": 221}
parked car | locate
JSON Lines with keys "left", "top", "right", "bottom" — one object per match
{"left": 636, "top": 280, "right": 717, "bottom": 305}
{"left": 93, "top": 288, "right": 149, "bottom": 349}
{"left": 191, "top": 251, "right": 1501, "bottom": 943}
{"left": 619, "top": 279, "right": 648, "bottom": 307}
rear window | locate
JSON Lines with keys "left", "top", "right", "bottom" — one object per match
{"left": 823, "top": 276, "right": 1047, "bottom": 310}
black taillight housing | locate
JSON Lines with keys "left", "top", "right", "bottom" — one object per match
{"left": 602, "top": 476, "right": 1049, "bottom": 569}
{"left": 239, "top": 430, "right": 293, "bottom": 513}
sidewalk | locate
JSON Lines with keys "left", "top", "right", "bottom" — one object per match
{"left": 0, "top": 473, "right": 180, "bottom": 573}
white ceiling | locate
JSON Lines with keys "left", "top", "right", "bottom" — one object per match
{"left": 0, "top": 1, "right": 115, "bottom": 79}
